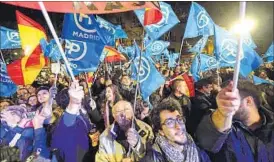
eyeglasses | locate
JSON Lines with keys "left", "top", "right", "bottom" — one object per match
{"left": 161, "top": 116, "right": 185, "bottom": 128}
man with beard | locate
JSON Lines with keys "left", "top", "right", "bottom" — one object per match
{"left": 140, "top": 98, "right": 211, "bottom": 162}
{"left": 196, "top": 80, "right": 274, "bottom": 162}
{"left": 96, "top": 100, "right": 154, "bottom": 162}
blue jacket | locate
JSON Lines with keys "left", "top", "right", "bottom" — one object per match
{"left": 51, "top": 111, "right": 91, "bottom": 162}
{"left": 196, "top": 107, "right": 274, "bottom": 162}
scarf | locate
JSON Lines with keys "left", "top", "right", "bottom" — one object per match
{"left": 155, "top": 134, "right": 200, "bottom": 162}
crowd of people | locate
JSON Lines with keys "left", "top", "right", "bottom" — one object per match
{"left": 0, "top": 60, "right": 274, "bottom": 162}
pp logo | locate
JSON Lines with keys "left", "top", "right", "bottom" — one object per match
{"left": 206, "top": 57, "right": 218, "bottom": 69}
{"left": 0, "top": 61, "right": 6, "bottom": 72}
{"left": 7, "top": 31, "right": 20, "bottom": 43}
{"left": 197, "top": 11, "right": 209, "bottom": 29}
{"left": 97, "top": 17, "right": 115, "bottom": 34}
{"left": 151, "top": 41, "right": 165, "bottom": 54}
{"left": 74, "top": 13, "right": 96, "bottom": 33}
{"left": 65, "top": 40, "right": 87, "bottom": 61}
{"left": 220, "top": 39, "right": 244, "bottom": 64}
{"left": 134, "top": 57, "right": 150, "bottom": 83}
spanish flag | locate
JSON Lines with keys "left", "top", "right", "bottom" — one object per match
{"left": 104, "top": 46, "right": 127, "bottom": 63}
{"left": 144, "top": 8, "right": 163, "bottom": 26}
{"left": 7, "top": 11, "right": 47, "bottom": 85}
{"left": 171, "top": 73, "right": 195, "bottom": 97}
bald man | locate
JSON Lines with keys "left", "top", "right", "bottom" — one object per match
{"left": 96, "top": 100, "right": 154, "bottom": 162}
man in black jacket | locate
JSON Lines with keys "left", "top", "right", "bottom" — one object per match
{"left": 189, "top": 78, "right": 215, "bottom": 136}
{"left": 196, "top": 80, "right": 274, "bottom": 162}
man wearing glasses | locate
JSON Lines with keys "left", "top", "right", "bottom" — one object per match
{"left": 96, "top": 100, "right": 154, "bottom": 162}
{"left": 140, "top": 98, "right": 210, "bottom": 162}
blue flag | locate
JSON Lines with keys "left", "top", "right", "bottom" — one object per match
{"left": 40, "top": 38, "right": 62, "bottom": 62}
{"left": 0, "top": 26, "right": 21, "bottom": 49}
{"left": 168, "top": 53, "right": 180, "bottom": 68}
{"left": 62, "top": 13, "right": 114, "bottom": 46}
{"left": 184, "top": 2, "right": 215, "bottom": 39}
{"left": 131, "top": 53, "right": 165, "bottom": 99}
{"left": 64, "top": 39, "right": 104, "bottom": 75}
{"left": 117, "top": 45, "right": 135, "bottom": 59}
{"left": 146, "top": 40, "right": 170, "bottom": 56}
{"left": 189, "top": 36, "right": 208, "bottom": 53}
{"left": 214, "top": 25, "right": 263, "bottom": 77}
{"left": 0, "top": 60, "right": 17, "bottom": 97}
{"left": 134, "top": 2, "right": 180, "bottom": 40}
{"left": 264, "top": 42, "right": 273, "bottom": 62}
{"left": 242, "top": 32, "right": 257, "bottom": 49}
{"left": 190, "top": 53, "right": 218, "bottom": 81}
{"left": 96, "top": 16, "right": 128, "bottom": 39}
{"left": 253, "top": 75, "right": 274, "bottom": 85}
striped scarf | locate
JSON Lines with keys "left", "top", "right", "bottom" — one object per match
{"left": 155, "top": 134, "right": 200, "bottom": 162}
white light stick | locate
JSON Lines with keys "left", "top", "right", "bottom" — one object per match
{"left": 38, "top": 2, "right": 76, "bottom": 82}
{"left": 232, "top": 1, "right": 246, "bottom": 91}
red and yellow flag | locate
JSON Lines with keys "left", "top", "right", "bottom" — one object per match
{"left": 144, "top": 8, "right": 163, "bottom": 26}
{"left": 7, "top": 11, "right": 47, "bottom": 85}
{"left": 104, "top": 46, "right": 127, "bottom": 63}
{"left": 170, "top": 73, "right": 195, "bottom": 97}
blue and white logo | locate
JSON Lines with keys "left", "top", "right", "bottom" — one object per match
{"left": 146, "top": 4, "right": 169, "bottom": 33}
{"left": 206, "top": 57, "right": 218, "bottom": 69}
{"left": 7, "top": 31, "right": 20, "bottom": 43}
{"left": 96, "top": 16, "right": 116, "bottom": 35}
{"left": 134, "top": 57, "right": 151, "bottom": 83}
{"left": 74, "top": 13, "right": 97, "bottom": 33}
{"left": 220, "top": 39, "right": 244, "bottom": 64}
{"left": 65, "top": 40, "right": 87, "bottom": 62}
{"left": 197, "top": 11, "right": 209, "bottom": 29}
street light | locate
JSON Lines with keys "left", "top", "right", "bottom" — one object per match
{"left": 230, "top": 19, "right": 255, "bottom": 34}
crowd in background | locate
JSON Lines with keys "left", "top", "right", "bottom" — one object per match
{"left": 0, "top": 60, "right": 274, "bottom": 162}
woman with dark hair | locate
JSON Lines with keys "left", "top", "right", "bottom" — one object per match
{"left": 98, "top": 84, "right": 123, "bottom": 127}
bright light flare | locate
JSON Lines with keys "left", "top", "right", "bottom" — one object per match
{"left": 230, "top": 19, "right": 255, "bottom": 34}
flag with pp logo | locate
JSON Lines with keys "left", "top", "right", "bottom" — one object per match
{"left": 134, "top": 2, "right": 180, "bottom": 40}
{"left": 64, "top": 39, "right": 104, "bottom": 75}
{"left": 184, "top": 2, "right": 215, "bottom": 38}
{"left": 214, "top": 25, "right": 263, "bottom": 77}
{"left": 62, "top": 13, "right": 114, "bottom": 46}
{"left": 0, "top": 26, "right": 21, "bottom": 49}
{"left": 131, "top": 52, "right": 165, "bottom": 99}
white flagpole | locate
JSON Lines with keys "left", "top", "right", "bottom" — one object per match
{"left": 38, "top": 2, "right": 76, "bottom": 82}
{"left": 232, "top": 1, "right": 246, "bottom": 91}
{"left": 0, "top": 50, "right": 6, "bottom": 65}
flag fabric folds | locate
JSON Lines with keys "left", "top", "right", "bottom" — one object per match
{"left": 252, "top": 75, "right": 274, "bottom": 85}
{"left": 214, "top": 25, "right": 263, "bottom": 77}
{"left": 188, "top": 36, "right": 208, "bottom": 53}
{"left": 102, "top": 46, "right": 127, "bottom": 63}
{"left": 64, "top": 39, "right": 104, "bottom": 75}
{"left": 16, "top": 10, "right": 46, "bottom": 57}
{"left": 134, "top": 2, "right": 180, "bottom": 40}
{"left": 7, "top": 11, "right": 47, "bottom": 85}
{"left": 184, "top": 2, "right": 215, "bottom": 39}
{"left": 143, "top": 8, "right": 163, "bottom": 26}
{"left": 190, "top": 54, "right": 218, "bottom": 81}
{"left": 96, "top": 16, "right": 128, "bottom": 39}
{"left": 146, "top": 40, "right": 170, "bottom": 56}
{"left": 168, "top": 53, "right": 180, "bottom": 68}
{"left": 0, "top": 60, "right": 17, "bottom": 97}
{"left": 62, "top": 13, "right": 114, "bottom": 46}
{"left": 0, "top": 26, "right": 21, "bottom": 49}
{"left": 40, "top": 38, "right": 63, "bottom": 62}
{"left": 264, "top": 42, "right": 273, "bottom": 63}
{"left": 131, "top": 52, "right": 165, "bottom": 99}
{"left": 7, "top": 46, "right": 47, "bottom": 85}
